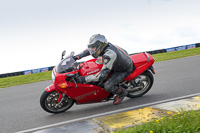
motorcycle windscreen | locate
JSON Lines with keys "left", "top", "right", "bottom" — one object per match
{"left": 56, "top": 52, "right": 76, "bottom": 73}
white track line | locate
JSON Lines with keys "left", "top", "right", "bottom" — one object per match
{"left": 15, "top": 93, "right": 200, "bottom": 133}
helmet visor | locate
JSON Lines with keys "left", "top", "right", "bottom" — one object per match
{"left": 88, "top": 41, "right": 101, "bottom": 56}
{"left": 88, "top": 47, "right": 97, "bottom": 54}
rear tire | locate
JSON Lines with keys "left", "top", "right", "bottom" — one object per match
{"left": 127, "top": 70, "right": 154, "bottom": 98}
{"left": 40, "top": 91, "right": 74, "bottom": 113}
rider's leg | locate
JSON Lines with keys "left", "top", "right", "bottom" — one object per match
{"left": 104, "top": 72, "right": 129, "bottom": 105}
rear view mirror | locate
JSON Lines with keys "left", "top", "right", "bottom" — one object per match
{"left": 61, "top": 50, "right": 66, "bottom": 60}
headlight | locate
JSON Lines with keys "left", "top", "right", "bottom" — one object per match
{"left": 51, "top": 70, "right": 55, "bottom": 83}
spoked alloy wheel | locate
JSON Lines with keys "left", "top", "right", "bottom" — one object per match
{"left": 40, "top": 91, "right": 74, "bottom": 113}
{"left": 127, "top": 70, "right": 154, "bottom": 98}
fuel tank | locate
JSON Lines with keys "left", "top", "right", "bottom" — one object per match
{"left": 79, "top": 58, "right": 103, "bottom": 76}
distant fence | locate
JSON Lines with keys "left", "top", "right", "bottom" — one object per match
{"left": 0, "top": 43, "right": 199, "bottom": 78}
{"left": 146, "top": 43, "right": 199, "bottom": 55}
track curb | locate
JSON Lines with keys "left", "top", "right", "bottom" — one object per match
{"left": 93, "top": 95, "right": 200, "bottom": 132}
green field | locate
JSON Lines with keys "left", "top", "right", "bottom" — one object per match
{"left": 0, "top": 47, "right": 200, "bottom": 88}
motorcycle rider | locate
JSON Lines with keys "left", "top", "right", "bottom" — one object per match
{"left": 73, "top": 34, "right": 135, "bottom": 105}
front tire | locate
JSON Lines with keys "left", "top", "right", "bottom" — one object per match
{"left": 40, "top": 91, "right": 74, "bottom": 113}
{"left": 127, "top": 70, "right": 154, "bottom": 98}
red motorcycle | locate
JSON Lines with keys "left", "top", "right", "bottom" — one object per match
{"left": 40, "top": 51, "right": 155, "bottom": 113}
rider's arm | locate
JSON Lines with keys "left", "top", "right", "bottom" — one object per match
{"left": 85, "top": 49, "right": 117, "bottom": 83}
{"left": 74, "top": 49, "right": 90, "bottom": 60}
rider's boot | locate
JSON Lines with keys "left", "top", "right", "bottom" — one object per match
{"left": 113, "top": 88, "right": 128, "bottom": 105}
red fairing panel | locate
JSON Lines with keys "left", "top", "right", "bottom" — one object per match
{"left": 58, "top": 83, "right": 110, "bottom": 104}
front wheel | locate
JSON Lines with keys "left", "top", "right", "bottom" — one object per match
{"left": 40, "top": 91, "right": 74, "bottom": 113}
{"left": 127, "top": 70, "right": 154, "bottom": 98}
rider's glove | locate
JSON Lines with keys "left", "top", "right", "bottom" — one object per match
{"left": 73, "top": 56, "right": 79, "bottom": 61}
{"left": 76, "top": 76, "right": 86, "bottom": 83}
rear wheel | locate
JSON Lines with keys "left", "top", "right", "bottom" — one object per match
{"left": 40, "top": 91, "right": 74, "bottom": 113}
{"left": 126, "top": 70, "right": 154, "bottom": 98}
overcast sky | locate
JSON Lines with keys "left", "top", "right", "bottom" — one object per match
{"left": 0, "top": 0, "right": 200, "bottom": 74}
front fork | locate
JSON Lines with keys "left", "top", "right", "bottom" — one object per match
{"left": 56, "top": 89, "right": 65, "bottom": 103}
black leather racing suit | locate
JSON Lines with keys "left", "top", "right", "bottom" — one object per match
{"left": 75, "top": 43, "right": 135, "bottom": 94}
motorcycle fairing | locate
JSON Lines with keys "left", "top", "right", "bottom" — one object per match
{"left": 58, "top": 83, "right": 110, "bottom": 104}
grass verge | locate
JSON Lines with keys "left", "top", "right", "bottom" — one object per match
{"left": 0, "top": 47, "right": 200, "bottom": 88}
{"left": 114, "top": 109, "right": 200, "bottom": 133}
{"left": 153, "top": 47, "right": 200, "bottom": 62}
{"left": 0, "top": 71, "right": 52, "bottom": 88}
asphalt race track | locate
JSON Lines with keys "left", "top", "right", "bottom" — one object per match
{"left": 0, "top": 55, "right": 200, "bottom": 133}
